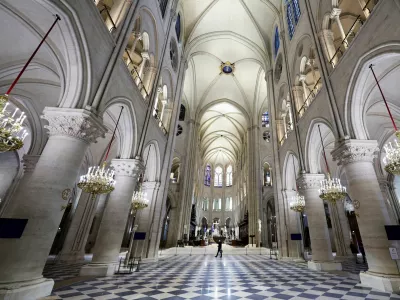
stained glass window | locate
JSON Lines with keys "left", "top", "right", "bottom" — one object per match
{"left": 274, "top": 26, "right": 280, "bottom": 57}
{"left": 226, "top": 165, "right": 233, "bottom": 187}
{"left": 214, "top": 166, "right": 223, "bottom": 187}
{"left": 225, "top": 197, "right": 233, "bottom": 211}
{"left": 204, "top": 164, "right": 211, "bottom": 186}
{"left": 179, "top": 104, "right": 186, "bottom": 121}
{"left": 262, "top": 112, "right": 270, "bottom": 127}
{"left": 175, "top": 13, "right": 181, "bottom": 41}
{"left": 285, "top": 0, "right": 301, "bottom": 39}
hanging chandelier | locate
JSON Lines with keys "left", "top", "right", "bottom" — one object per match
{"left": 319, "top": 174, "right": 347, "bottom": 203}
{"left": 0, "top": 15, "right": 61, "bottom": 153}
{"left": 369, "top": 65, "right": 400, "bottom": 175}
{"left": 131, "top": 178, "right": 149, "bottom": 211}
{"left": 0, "top": 96, "right": 28, "bottom": 152}
{"left": 289, "top": 155, "right": 306, "bottom": 213}
{"left": 317, "top": 125, "right": 347, "bottom": 203}
{"left": 289, "top": 192, "right": 305, "bottom": 213}
{"left": 78, "top": 106, "right": 124, "bottom": 198}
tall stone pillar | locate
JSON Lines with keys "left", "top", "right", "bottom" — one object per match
{"left": 329, "top": 202, "right": 351, "bottom": 257}
{"left": 0, "top": 154, "right": 39, "bottom": 216}
{"left": 0, "top": 108, "right": 106, "bottom": 300}
{"left": 58, "top": 192, "right": 100, "bottom": 262}
{"left": 284, "top": 190, "right": 304, "bottom": 260}
{"left": 80, "top": 158, "right": 143, "bottom": 276}
{"left": 297, "top": 173, "right": 342, "bottom": 271}
{"left": 332, "top": 140, "right": 400, "bottom": 292}
{"left": 131, "top": 181, "right": 160, "bottom": 259}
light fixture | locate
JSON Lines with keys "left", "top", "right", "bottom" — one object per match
{"left": 125, "top": 146, "right": 151, "bottom": 266}
{"left": 369, "top": 65, "right": 400, "bottom": 175}
{"left": 289, "top": 155, "right": 305, "bottom": 213}
{"left": 317, "top": 125, "right": 347, "bottom": 203}
{"left": 78, "top": 106, "right": 124, "bottom": 198}
{"left": 0, "top": 15, "right": 61, "bottom": 153}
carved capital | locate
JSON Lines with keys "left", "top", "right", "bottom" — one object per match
{"left": 22, "top": 154, "right": 40, "bottom": 173}
{"left": 111, "top": 158, "right": 144, "bottom": 177}
{"left": 297, "top": 173, "right": 325, "bottom": 190}
{"left": 331, "top": 139, "right": 379, "bottom": 166}
{"left": 141, "top": 51, "right": 150, "bottom": 60}
{"left": 299, "top": 74, "right": 307, "bottom": 82}
{"left": 330, "top": 8, "right": 342, "bottom": 19}
{"left": 41, "top": 108, "right": 106, "bottom": 144}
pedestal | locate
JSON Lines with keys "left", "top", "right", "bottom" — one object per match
{"left": 0, "top": 278, "right": 54, "bottom": 300}
{"left": 360, "top": 272, "right": 400, "bottom": 293}
{"left": 308, "top": 261, "right": 342, "bottom": 271}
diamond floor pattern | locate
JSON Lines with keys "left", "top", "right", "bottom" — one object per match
{"left": 50, "top": 255, "right": 400, "bottom": 299}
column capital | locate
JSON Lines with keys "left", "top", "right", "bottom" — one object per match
{"left": 133, "top": 31, "right": 142, "bottom": 40}
{"left": 22, "top": 154, "right": 40, "bottom": 173}
{"left": 141, "top": 51, "right": 150, "bottom": 60}
{"left": 330, "top": 8, "right": 342, "bottom": 19}
{"left": 297, "top": 173, "right": 325, "bottom": 190}
{"left": 41, "top": 107, "right": 106, "bottom": 144}
{"left": 299, "top": 74, "right": 307, "bottom": 82}
{"left": 111, "top": 158, "right": 144, "bottom": 177}
{"left": 331, "top": 139, "right": 379, "bottom": 166}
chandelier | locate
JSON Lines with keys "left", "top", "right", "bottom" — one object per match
{"left": 369, "top": 65, "right": 400, "bottom": 175}
{"left": 289, "top": 192, "right": 305, "bottom": 212}
{"left": 78, "top": 106, "right": 124, "bottom": 198}
{"left": 383, "top": 133, "right": 400, "bottom": 175}
{"left": 319, "top": 174, "right": 347, "bottom": 203}
{"left": 0, "top": 15, "right": 61, "bottom": 153}
{"left": 78, "top": 162, "right": 116, "bottom": 195}
{"left": 317, "top": 125, "right": 347, "bottom": 203}
{"left": 0, "top": 96, "right": 28, "bottom": 152}
{"left": 131, "top": 182, "right": 149, "bottom": 211}
{"left": 289, "top": 155, "right": 306, "bottom": 213}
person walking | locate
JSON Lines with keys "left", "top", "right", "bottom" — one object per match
{"left": 350, "top": 241, "right": 359, "bottom": 264}
{"left": 215, "top": 240, "right": 223, "bottom": 258}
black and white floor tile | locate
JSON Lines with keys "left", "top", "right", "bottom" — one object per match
{"left": 49, "top": 255, "right": 400, "bottom": 299}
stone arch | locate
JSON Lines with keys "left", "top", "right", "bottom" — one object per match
{"left": 345, "top": 43, "right": 400, "bottom": 140}
{"left": 99, "top": 97, "right": 138, "bottom": 159}
{"left": 143, "top": 140, "right": 161, "bottom": 182}
{"left": 304, "top": 119, "right": 337, "bottom": 175}
{"left": 282, "top": 151, "right": 300, "bottom": 191}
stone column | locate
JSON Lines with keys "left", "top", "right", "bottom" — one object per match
{"left": 0, "top": 154, "right": 39, "bottom": 216}
{"left": 330, "top": 8, "right": 348, "bottom": 48}
{"left": 299, "top": 74, "right": 309, "bottom": 103}
{"left": 297, "top": 174, "right": 342, "bottom": 271}
{"left": 143, "top": 66, "right": 157, "bottom": 97}
{"left": 329, "top": 202, "right": 351, "bottom": 257}
{"left": 332, "top": 140, "right": 400, "bottom": 292}
{"left": 0, "top": 108, "right": 106, "bottom": 300}
{"left": 378, "top": 177, "right": 398, "bottom": 224}
{"left": 318, "top": 30, "right": 337, "bottom": 67}
{"left": 284, "top": 190, "right": 304, "bottom": 260}
{"left": 127, "top": 32, "right": 142, "bottom": 64}
{"left": 80, "top": 158, "right": 143, "bottom": 276}
{"left": 58, "top": 192, "right": 100, "bottom": 262}
{"left": 292, "top": 86, "right": 304, "bottom": 114}
{"left": 136, "top": 52, "right": 150, "bottom": 86}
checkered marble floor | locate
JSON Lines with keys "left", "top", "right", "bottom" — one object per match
{"left": 52, "top": 255, "right": 400, "bottom": 299}
{"left": 44, "top": 261, "right": 86, "bottom": 282}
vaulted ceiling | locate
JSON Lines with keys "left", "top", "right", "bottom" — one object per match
{"left": 182, "top": 0, "right": 280, "bottom": 165}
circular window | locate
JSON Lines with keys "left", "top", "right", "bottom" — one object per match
{"left": 263, "top": 131, "right": 271, "bottom": 142}
{"left": 170, "top": 38, "right": 179, "bottom": 72}
{"left": 176, "top": 124, "right": 183, "bottom": 136}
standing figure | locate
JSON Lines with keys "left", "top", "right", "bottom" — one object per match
{"left": 215, "top": 240, "right": 223, "bottom": 258}
{"left": 350, "top": 241, "right": 359, "bottom": 264}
